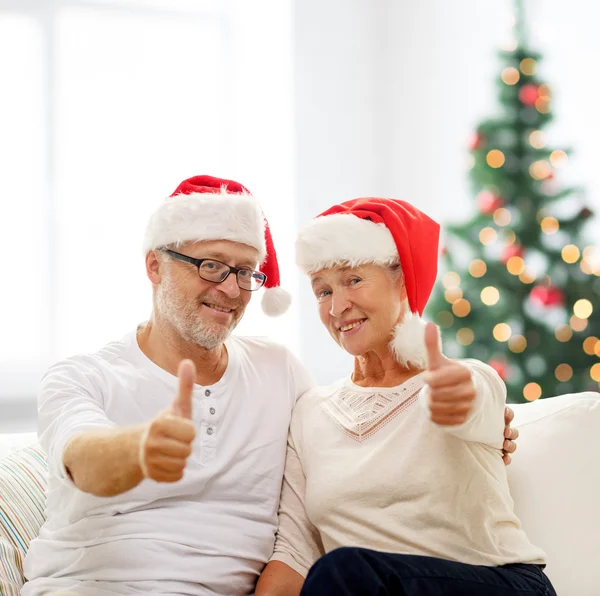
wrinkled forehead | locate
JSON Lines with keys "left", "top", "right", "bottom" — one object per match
{"left": 178, "top": 239, "right": 260, "bottom": 267}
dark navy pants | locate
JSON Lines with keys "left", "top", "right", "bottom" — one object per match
{"left": 300, "top": 547, "right": 557, "bottom": 595}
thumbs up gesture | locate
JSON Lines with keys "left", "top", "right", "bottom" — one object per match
{"left": 423, "top": 322, "right": 477, "bottom": 426}
{"left": 138, "top": 360, "right": 197, "bottom": 482}
{"left": 171, "top": 359, "right": 195, "bottom": 419}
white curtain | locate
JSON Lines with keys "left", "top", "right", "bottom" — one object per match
{"left": 0, "top": 0, "right": 297, "bottom": 401}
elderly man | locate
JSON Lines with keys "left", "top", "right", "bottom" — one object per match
{"left": 22, "top": 175, "right": 517, "bottom": 596}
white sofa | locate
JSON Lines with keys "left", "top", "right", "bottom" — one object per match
{"left": 506, "top": 392, "right": 600, "bottom": 595}
{"left": 1, "top": 392, "right": 599, "bottom": 595}
{"left": 0, "top": 431, "right": 38, "bottom": 459}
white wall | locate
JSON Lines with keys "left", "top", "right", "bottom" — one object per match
{"left": 293, "top": 0, "right": 390, "bottom": 382}
{"left": 294, "top": 0, "right": 600, "bottom": 384}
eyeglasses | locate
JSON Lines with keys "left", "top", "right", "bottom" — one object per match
{"left": 163, "top": 249, "right": 267, "bottom": 291}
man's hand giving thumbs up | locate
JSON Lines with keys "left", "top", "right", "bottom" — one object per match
{"left": 138, "top": 360, "right": 197, "bottom": 482}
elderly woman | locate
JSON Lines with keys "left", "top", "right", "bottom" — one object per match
{"left": 256, "top": 198, "right": 556, "bottom": 595}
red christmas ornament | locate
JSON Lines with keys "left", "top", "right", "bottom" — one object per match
{"left": 529, "top": 285, "right": 564, "bottom": 307}
{"left": 519, "top": 84, "right": 539, "bottom": 107}
{"left": 469, "top": 132, "right": 485, "bottom": 151}
{"left": 477, "top": 190, "right": 504, "bottom": 214}
{"left": 501, "top": 244, "right": 524, "bottom": 263}
{"left": 488, "top": 359, "right": 508, "bottom": 381}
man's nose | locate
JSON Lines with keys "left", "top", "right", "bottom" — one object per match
{"left": 217, "top": 272, "right": 241, "bottom": 298}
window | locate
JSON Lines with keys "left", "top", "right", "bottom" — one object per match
{"left": 0, "top": 0, "right": 296, "bottom": 400}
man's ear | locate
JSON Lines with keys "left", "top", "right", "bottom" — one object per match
{"left": 145, "top": 250, "right": 162, "bottom": 285}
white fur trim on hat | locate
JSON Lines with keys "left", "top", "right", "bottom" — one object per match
{"left": 143, "top": 190, "right": 267, "bottom": 262}
{"left": 261, "top": 286, "right": 292, "bottom": 317}
{"left": 389, "top": 310, "right": 432, "bottom": 369}
{"left": 296, "top": 213, "right": 398, "bottom": 273}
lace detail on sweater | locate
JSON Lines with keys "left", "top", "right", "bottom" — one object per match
{"left": 321, "top": 375, "right": 425, "bottom": 443}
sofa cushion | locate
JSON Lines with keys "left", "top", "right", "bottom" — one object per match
{"left": 0, "top": 444, "right": 47, "bottom": 594}
{"left": 508, "top": 392, "right": 600, "bottom": 596}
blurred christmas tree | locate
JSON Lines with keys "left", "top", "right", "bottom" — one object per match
{"left": 426, "top": 0, "right": 600, "bottom": 402}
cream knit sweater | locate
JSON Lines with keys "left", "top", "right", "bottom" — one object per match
{"left": 270, "top": 359, "right": 546, "bottom": 577}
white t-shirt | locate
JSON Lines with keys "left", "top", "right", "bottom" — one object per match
{"left": 271, "top": 359, "right": 546, "bottom": 576}
{"left": 22, "top": 331, "right": 315, "bottom": 596}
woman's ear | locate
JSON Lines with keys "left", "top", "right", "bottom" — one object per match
{"left": 396, "top": 269, "right": 407, "bottom": 301}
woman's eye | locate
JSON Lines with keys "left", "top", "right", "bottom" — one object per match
{"left": 317, "top": 289, "right": 331, "bottom": 299}
{"left": 349, "top": 278, "right": 361, "bottom": 285}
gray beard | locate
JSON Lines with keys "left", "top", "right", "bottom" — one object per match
{"left": 154, "top": 275, "right": 242, "bottom": 350}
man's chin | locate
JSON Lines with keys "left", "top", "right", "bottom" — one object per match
{"left": 189, "top": 321, "right": 237, "bottom": 349}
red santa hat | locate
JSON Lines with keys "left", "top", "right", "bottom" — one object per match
{"left": 295, "top": 197, "right": 440, "bottom": 368}
{"left": 143, "top": 175, "right": 290, "bottom": 316}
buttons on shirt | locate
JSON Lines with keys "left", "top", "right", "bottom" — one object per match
{"left": 199, "top": 389, "right": 217, "bottom": 450}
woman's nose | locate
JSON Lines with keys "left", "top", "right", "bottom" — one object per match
{"left": 329, "top": 291, "right": 350, "bottom": 317}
